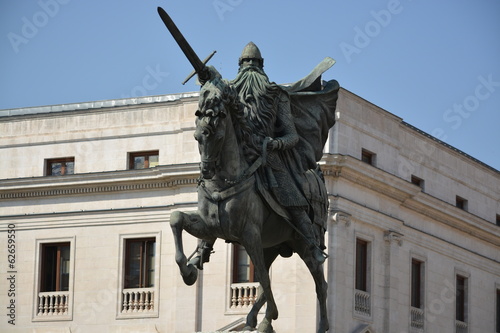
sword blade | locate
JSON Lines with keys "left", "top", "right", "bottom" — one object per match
{"left": 157, "top": 7, "right": 206, "bottom": 76}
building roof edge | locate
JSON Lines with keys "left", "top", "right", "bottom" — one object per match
{"left": 0, "top": 92, "right": 200, "bottom": 117}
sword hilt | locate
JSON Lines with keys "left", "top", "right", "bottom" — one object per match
{"left": 182, "top": 50, "right": 217, "bottom": 85}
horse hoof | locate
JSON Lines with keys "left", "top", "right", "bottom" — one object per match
{"left": 257, "top": 318, "right": 274, "bottom": 333}
{"left": 317, "top": 320, "right": 329, "bottom": 333}
{"left": 181, "top": 264, "right": 198, "bottom": 286}
{"left": 242, "top": 326, "right": 255, "bottom": 331}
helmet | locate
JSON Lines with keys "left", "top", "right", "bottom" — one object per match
{"left": 238, "top": 42, "right": 264, "bottom": 68}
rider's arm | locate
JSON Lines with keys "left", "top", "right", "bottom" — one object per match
{"left": 269, "top": 91, "right": 299, "bottom": 151}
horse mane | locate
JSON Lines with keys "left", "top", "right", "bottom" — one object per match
{"left": 198, "top": 77, "right": 261, "bottom": 164}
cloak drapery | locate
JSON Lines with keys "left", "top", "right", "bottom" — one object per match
{"left": 282, "top": 57, "right": 340, "bottom": 171}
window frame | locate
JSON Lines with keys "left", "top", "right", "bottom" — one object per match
{"left": 456, "top": 275, "right": 467, "bottom": 323}
{"left": 232, "top": 243, "right": 256, "bottom": 283}
{"left": 33, "top": 237, "right": 75, "bottom": 322}
{"left": 355, "top": 239, "right": 369, "bottom": 292}
{"left": 45, "top": 157, "right": 75, "bottom": 176}
{"left": 40, "top": 242, "right": 71, "bottom": 293}
{"left": 361, "top": 148, "right": 376, "bottom": 166}
{"left": 128, "top": 150, "right": 159, "bottom": 170}
{"left": 124, "top": 237, "right": 156, "bottom": 289}
{"left": 456, "top": 196, "right": 468, "bottom": 211}
{"left": 411, "top": 175, "right": 425, "bottom": 191}
{"left": 496, "top": 286, "right": 500, "bottom": 333}
{"left": 117, "top": 232, "right": 161, "bottom": 319}
{"left": 454, "top": 268, "right": 470, "bottom": 329}
{"left": 353, "top": 233, "right": 373, "bottom": 321}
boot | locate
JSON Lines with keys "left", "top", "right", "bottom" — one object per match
{"left": 290, "top": 209, "right": 327, "bottom": 264}
{"left": 188, "top": 240, "right": 214, "bottom": 270}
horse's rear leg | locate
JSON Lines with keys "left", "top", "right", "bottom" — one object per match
{"left": 170, "top": 210, "right": 214, "bottom": 286}
{"left": 297, "top": 243, "right": 329, "bottom": 333}
{"left": 243, "top": 247, "right": 279, "bottom": 330}
{"left": 244, "top": 239, "right": 278, "bottom": 333}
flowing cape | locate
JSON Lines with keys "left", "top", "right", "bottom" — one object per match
{"left": 282, "top": 57, "right": 340, "bottom": 170}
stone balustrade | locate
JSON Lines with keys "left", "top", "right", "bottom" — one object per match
{"left": 37, "top": 291, "right": 69, "bottom": 316}
{"left": 410, "top": 306, "right": 424, "bottom": 330}
{"left": 121, "top": 288, "right": 155, "bottom": 313}
{"left": 455, "top": 320, "right": 468, "bottom": 333}
{"left": 354, "top": 289, "right": 371, "bottom": 316}
{"left": 230, "top": 282, "right": 260, "bottom": 308}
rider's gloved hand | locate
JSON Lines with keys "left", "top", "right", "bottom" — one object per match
{"left": 267, "top": 138, "right": 283, "bottom": 151}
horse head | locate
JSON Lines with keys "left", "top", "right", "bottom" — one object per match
{"left": 194, "top": 74, "right": 238, "bottom": 179}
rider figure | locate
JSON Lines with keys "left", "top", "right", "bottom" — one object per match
{"left": 232, "top": 42, "right": 325, "bottom": 265}
{"left": 190, "top": 42, "right": 326, "bottom": 269}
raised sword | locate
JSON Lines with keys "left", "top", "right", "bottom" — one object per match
{"left": 157, "top": 7, "right": 215, "bottom": 85}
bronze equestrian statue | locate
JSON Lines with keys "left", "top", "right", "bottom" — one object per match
{"left": 158, "top": 7, "right": 339, "bottom": 333}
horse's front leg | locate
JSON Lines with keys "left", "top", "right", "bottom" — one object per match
{"left": 170, "top": 210, "right": 214, "bottom": 286}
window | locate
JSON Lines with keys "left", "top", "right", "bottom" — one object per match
{"left": 129, "top": 151, "right": 159, "bottom": 170}
{"left": 411, "top": 259, "right": 423, "bottom": 308}
{"left": 456, "top": 275, "right": 468, "bottom": 323}
{"left": 232, "top": 244, "right": 255, "bottom": 283}
{"left": 228, "top": 244, "right": 260, "bottom": 310}
{"left": 410, "top": 259, "right": 425, "bottom": 330}
{"left": 34, "top": 239, "right": 74, "bottom": 320}
{"left": 355, "top": 239, "right": 368, "bottom": 292}
{"left": 118, "top": 234, "right": 159, "bottom": 318}
{"left": 496, "top": 289, "right": 500, "bottom": 333}
{"left": 456, "top": 196, "right": 468, "bottom": 211}
{"left": 361, "top": 149, "right": 375, "bottom": 166}
{"left": 496, "top": 214, "right": 500, "bottom": 227}
{"left": 124, "top": 238, "right": 156, "bottom": 289}
{"left": 40, "top": 243, "right": 70, "bottom": 292}
{"left": 45, "top": 157, "right": 74, "bottom": 176}
{"left": 354, "top": 238, "right": 371, "bottom": 317}
{"left": 411, "top": 175, "right": 425, "bottom": 191}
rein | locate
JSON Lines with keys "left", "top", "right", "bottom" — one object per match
{"left": 199, "top": 137, "right": 270, "bottom": 202}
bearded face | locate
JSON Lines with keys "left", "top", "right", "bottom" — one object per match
{"left": 231, "top": 66, "right": 280, "bottom": 150}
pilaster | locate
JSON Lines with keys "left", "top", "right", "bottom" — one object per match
{"left": 383, "top": 230, "right": 404, "bottom": 332}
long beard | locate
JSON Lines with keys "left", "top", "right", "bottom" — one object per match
{"left": 231, "top": 67, "right": 280, "bottom": 153}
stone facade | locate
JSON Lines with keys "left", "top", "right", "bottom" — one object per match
{"left": 0, "top": 89, "right": 498, "bottom": 333}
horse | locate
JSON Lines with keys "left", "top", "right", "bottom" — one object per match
{"left": 169, "top": 74, "right": 330, "bottom": 333}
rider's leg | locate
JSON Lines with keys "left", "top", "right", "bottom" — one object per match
{"left": 288, "top": 208, "right": 326, "bottom": 264}
{"left": 188, "top": 239, "right": 216, "bottom": 270}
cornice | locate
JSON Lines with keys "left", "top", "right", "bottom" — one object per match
{"left": 402, "top": 193, "right": 500, "bottom": 247}
{"left": 322, "top": 154, "right": 500, "bottom": 247}
{"left": 321, "top": 154, "right": 421, "bottom": 202}
{"left": 0, "top": 163, "right": 200, "bottom": 200}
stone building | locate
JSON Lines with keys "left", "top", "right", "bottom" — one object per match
{"left": 0, "top": 88, "right": 499, "bottom": 333}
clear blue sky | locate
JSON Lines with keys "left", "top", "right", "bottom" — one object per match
{"left": 1, "top": 0, "right": 499, "bottom": 170}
